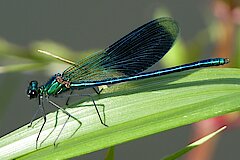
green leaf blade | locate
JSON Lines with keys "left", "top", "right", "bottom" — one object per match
{"left": 0, "top": 68, "right": 239, "bottom": 160}
{"left": 162, "top": 126, "right": 227, "bottom": 160}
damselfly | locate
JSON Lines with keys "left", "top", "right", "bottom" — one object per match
{"left": 27, "top": 17, "right": 229, "bottom": 148}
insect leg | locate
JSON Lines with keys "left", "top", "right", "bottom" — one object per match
{"left": 54, "top": 93, "right": 108, "bottom": 127}
{"left": 36, "top": 95, "right": 46, "bottom": 149}
{"left": 28, "top": 106, "right": 41, "bottom": 128}
{"left": 39, "top": 110, "right": 59, "bottom": 147}
{"left": 92, "top": 87, "right": 103, "bottom": 95}
{"left": 81, "top": 94, "right": 108, "bottom": 127}
{"left": 48, "top": 99, "right": 82, "bottom": 146}
{"left": 65, "top": 90, "right": 73, "bottom": 105}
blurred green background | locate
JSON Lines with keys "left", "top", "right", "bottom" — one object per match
{"left": 0, "top": 0, "right": 239, "bottom": 159}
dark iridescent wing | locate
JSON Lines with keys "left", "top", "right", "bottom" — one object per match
{"left": 62, "top": 17, "right": 179, "bottom": 82}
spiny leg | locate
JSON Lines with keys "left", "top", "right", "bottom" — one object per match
{"left": 65, "top": 90, "right": 73, "bottom": 105}
{"left": 36, "top": 96, "right": 46, "bottom": 149}
{"left": 54, "top": 116, "right": 70, "bottom": 146}
{"left": 90, "top": 95, "right": 108, "bottom": 127}
{"left": 39, "top": 110, "right": 59, "bottom": 147}
{"left": 28, "top": 107, "right": 41, "bottom": 128}
{"left": 60, "top": 93, "right": 108, "bottom": 127}
{"left": 91, "top": 88, "right": 108, "bottom": 126}
{"left": 81, "top": 94, "right": 108, "bottom": 127}
{"left": 48, "top": 99, "right": 82, "bottom": 146}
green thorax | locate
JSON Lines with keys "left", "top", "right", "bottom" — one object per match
{"left": 41, "top": 74, "right": 69, "bottom": 96}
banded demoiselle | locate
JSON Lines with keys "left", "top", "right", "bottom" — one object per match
{"left": 27, "top": 17, "right": 229, "bottom": 148}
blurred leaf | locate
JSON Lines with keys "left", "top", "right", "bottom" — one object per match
{"left": 186, "top": 29, "right": 210, "bottom": 60}
{"left": 30, "top": 41, "right": 99, "bottom": 64}
{"left": 0, "top": 63, "right": 44, "bottom": 74}
{"left": 153, "top": 6, "right": 171, "bottom": 18}
{"left": 0, "top": 39, "right": 40, "bottom": 62}
{"left": 104, "top": 146, "right": 115, "bottom": 160}
{"left": 162, "top": 126, "right": 226, "bottom": 160}
{"left": 31, "top": 41, "right": 80, "bottom": 61}
{"left": 0, "top": 39, "right": 100, "bottom": 75}
{"left": 163, "top": 39, "right": 187, "bottom": 67}
{"left": 153, "top": 7, "right": 188, "bottom": 66}
{"left": 236, "top": 28, "right": 240, "bottom": 67}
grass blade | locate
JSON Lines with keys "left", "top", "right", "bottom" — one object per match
{"left": 0, "top": 68, "right": 239, "bottom": 160}
{"left": 104, "top": 146, "right": 115, "bottom": 160}
{"left": 162, "top": 126, "right": 227, "bottom": 160}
